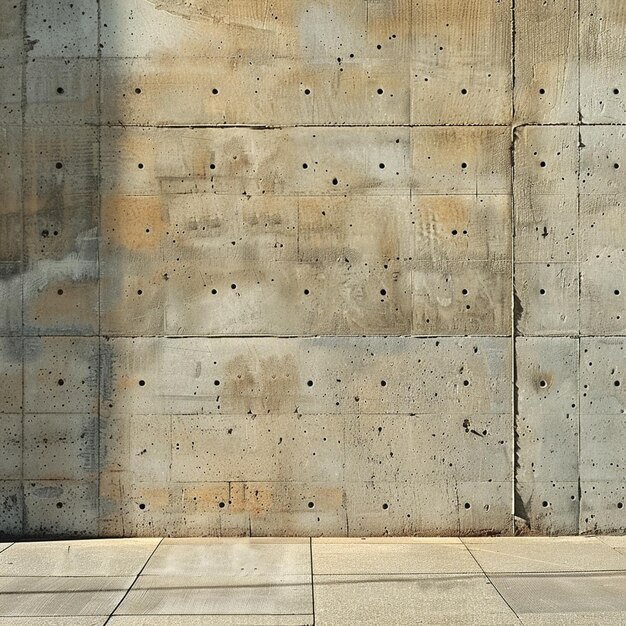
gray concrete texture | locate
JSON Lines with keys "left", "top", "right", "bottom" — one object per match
{"left": 0, "top": 0, "right": 624, "bottom": 537}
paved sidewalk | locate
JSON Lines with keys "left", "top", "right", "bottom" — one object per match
{"left": 0, "top": 536, "right": 624, "bottom": 624}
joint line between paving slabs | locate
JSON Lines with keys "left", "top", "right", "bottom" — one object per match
{"left": 102, "top": 537, "right": 163, "bottom": 624}
{"left": 460, "top": 538, "right": 522, "bottom": 622}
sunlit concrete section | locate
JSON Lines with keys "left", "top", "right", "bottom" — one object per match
{"left": 1, "top": 0, "right": 626, "bottom": 538}
{"left": 0, "top": 537, "right": 624, "bottom": 624}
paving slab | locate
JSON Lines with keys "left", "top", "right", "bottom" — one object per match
{"left": 313, "top": 573, "right": 521, "bottom": 625}
{"left": 116, "top": 574, "right": 313, "bottom": 616}
{"left": 0, "top": 577, "right": 134, "bottom": 617}
{"left": 518, "top": 612, "right": 626, "bottom": 625}
{"left": 312, "top": 538, "right": 480, "bottom": 574}
{"left": 463, "top": 537, "right": 626, "bottom": 572}
{"left": 0, "top": 618, "right": 107, "bottom": 626}
{"left": 597, "top": 536, "right": 626, "bottom": 549}
{"left": 0, "top": 539, "right": 160, "bottom": 577}
{"left": 108, "top": 616, "right": 313, "bottom": 625}
{"left": 144, "top": 538, "right": 311, "bottom": 577}
{"left": 491, "top": 572, "right": 626, "bottom": 617}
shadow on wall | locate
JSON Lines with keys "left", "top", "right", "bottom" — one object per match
{"left": 1, "top": 0, "right": 536, "bottom": 538}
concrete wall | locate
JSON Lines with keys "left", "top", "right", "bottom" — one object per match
{"left": 0, "top": 0, "right": 624, "bottom": 537}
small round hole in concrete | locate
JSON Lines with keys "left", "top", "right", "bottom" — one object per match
{"left": 139, "top": 380, "right": 146, "bottom": 386}
{"left": 58, "top": 378, "right": 64, "bottom": 386}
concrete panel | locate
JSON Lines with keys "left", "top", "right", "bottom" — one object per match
{"left": 100, "top": 126, "right": 510, "bottom": 197}
{"left": 411, "top": 127, "right": 511, "bottom": 195}
{"left": 580, "top": 337, "right": 626, "bottom": 414}
{"left": 0, "top": 126, "right": 22, "bottom": 260}
{"left": 23, "top": 480, "right": 99, "bottom": 537}
{"left": 515, "top": 263, "right": 579, "bottom": 336}
{"left": 515, "top": 126, "right": 579, "bottom": 196}
{"left": 411, "top": 0, "right": 512, "bottom": 125}
{"left": 22, "top": 125, "right": 99, "bottom": 335}
{"left": 0, "top": 481, "right": 23, "bottom": 536}
{"left": 25, "top": 58, "right": 99, "bottom": 126}
{"left": 581, "top": 258, "right": 626, "bottom": 335}
{"left": 0, "top": 1, "right": 22, "bottom": 59}
{"left": 25, "top": 0, "right": 98, "bottom": 58}
{"left": 580, "top": 0, "right": 626, "bottom": 123}
{"left": 23, "top": 337, "right": 99, "bottom": 413}
{"left": 579, "top": 194, "right": 626, "bottom": 262}
{"left": 100, "top": 0, "right": 371, "bottom": 60}
{"left": 580, "top": 481, "right": 626, "bottom": 534}
{"left": 580, "top": 414, "right": 626, "bottom": 482}
{"left": 23, "top": 414, "right": 98, "bottom": 481}
{"left": 514, "top": 0, "right": 579, "bottom": 124}
{"left": 1, "top": 0, "right": 623, "bottom": 538}
{"left": 0, "top": 61, "right": 21, "bottom": 124}
{"left": 344, "top": 479, "right": 511, "bottom": 537}
{"left": 515, "top": 338, "right": 579, "bottom": 483}
{"left": 100, "top": 337, "right": 511, "bottom": 417}
{"left": 515, "top": 481, "right": 580, "bottom": 536}
{"left": 0, "top": 126, "right": 23, "bottom": 336}
{"left": 580, "top": 126, "right": 626, "bottom": 195}
{"left": 344, "top": 413, "right": 511, "bottom": 484}
{"left": 0, "top": 337, "right": 22, "bottom": 414}
{"left": 100, "top": 414, "right": 171, "bottom": 481}
{"left": 101, "top": 57, "right": 411, "bottom": 126}
{"left": 170, "top": 414, "right": 344, "bottom": 483}
{"left": 0, "top": 415, "right": 22, "bottom": 480}
{"left": 412, "top": 260, "right": 511, "bottom": 335}
{"left": 413, "top": 195, "right": 511, "bottom": 262}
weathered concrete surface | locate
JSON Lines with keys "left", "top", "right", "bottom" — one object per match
{"left": 0, "top": 0, "right": 624, "bottom": 537}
